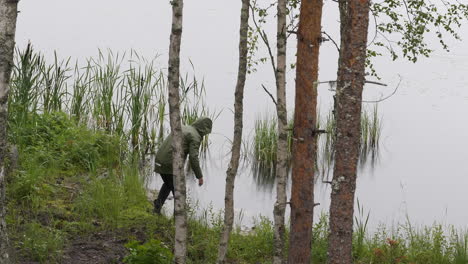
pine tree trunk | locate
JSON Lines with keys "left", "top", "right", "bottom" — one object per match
{"left": 328, "top": 0, "right": 370, "bottom": 263}
{"left": 273, "top": 0, "right": 287, "bottom": 263}
{"left": 287, "top": 0, "right": 323, "bottom": 263}
{"left": 216, "top": 0, "right": 249, "bottom": 263}
{"left": 0, "top": 0, "right": 19, "bottom": 262}
{"left": 167, "top": 0, "right": 187, "bottom": 263}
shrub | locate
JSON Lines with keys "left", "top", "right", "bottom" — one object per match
{"left": 124, "top": 239, "right": 173, "bottom": 264}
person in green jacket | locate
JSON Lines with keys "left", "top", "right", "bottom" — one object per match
{"left": 153, "top": 117, "right": 213, "bottom": 214}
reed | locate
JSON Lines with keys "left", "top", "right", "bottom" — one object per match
{"left": 41, "top": 52, "right": 71, "bottom": 114}
{"left": 70, "top": 61, "right": 92, "bottom": 124}
{"left": 8, "top": 45, "right": 217, "bottom": 173}
{"left": 252, "top": 106, "right": 383, "bottom": 180}
{"left": 179, "top": 65, "right": 220, "bottom": 153}
{"left": 90, "top": 50, "right": 124, "bottom": 133}
{"left": 9, "top": 44, "right": 42, "bottom": 126}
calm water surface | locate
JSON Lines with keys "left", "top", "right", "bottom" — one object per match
{"left": 16, "top": 0, "right": 468, "bottom": 229}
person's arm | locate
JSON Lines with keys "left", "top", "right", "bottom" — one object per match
{"left": 188, "top": 135, "right": 204, "bottom": 182}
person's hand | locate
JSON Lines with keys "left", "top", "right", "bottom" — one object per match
{"left": 198, "top": 177, "right": 204, "bottom": 186}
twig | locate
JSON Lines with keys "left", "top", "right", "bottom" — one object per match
{"left": 312, "top": 129, "right": 327, "bottom": 136}
{"left": 317, "top": 80, "right": 388, "bottom": 89}
{"left": 261, "top": 84, "right": 277, "bottom": 105}
{"left": 367, "top": 8, "right": 379, "bottom": 47}
{"left": 365, "top": 80, "right": 388, "bottom": 86}
{"left": 363, "top": 75, "right": 402, "bottom": 103}
{"left": 250, "top": 2, "right": 277, "bottom": 73}
{"left": 321, "top": 31, "right": 340, "bottom": 52}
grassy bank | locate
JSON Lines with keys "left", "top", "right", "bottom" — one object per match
{"left": 5, "top": 111, "right": 468, "bottom": 264}
{"left": 5, "top": 46, "right": 467, "bottom": 263}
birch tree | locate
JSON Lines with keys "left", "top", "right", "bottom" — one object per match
{"left": 0, "top": 0, "right": 19, "bottom": 262}
{"left": 287, "top": 0, "right": 323, "bottom": 263}
{"left": 328, "top": 0, "right": 370, "bottom": 263}
{"left": 216, "top": 0, "right": 249, "bottom": 263}
{"left": 167, "top": 0, "right": 187, "bottom": 262}
{"left": 272, "top": 0, "right": 287, "bottom": 263}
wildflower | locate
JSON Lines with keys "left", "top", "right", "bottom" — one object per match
{"left": 373, "top": 248, "right": 384, "bottom": 257}
{"left": 386, "top": 238, "right": 398, "bottom": 247}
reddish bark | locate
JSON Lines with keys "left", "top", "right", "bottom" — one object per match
{"left": 328, "top": 0, "right": 371, "bottom": 263}
{"left": 287, "top": 0, "right": 323, "bottom": 263}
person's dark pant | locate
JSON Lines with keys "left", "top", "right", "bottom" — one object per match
{"left": 153, "top": 173, "right": 174, "bottom": 214}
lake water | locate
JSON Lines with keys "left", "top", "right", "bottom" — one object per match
{"left": 16, "top": 0, "right": 468, "bottom": 230}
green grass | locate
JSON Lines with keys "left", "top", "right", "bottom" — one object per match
{"left": 6, "top": 110, "right": 468, "bottom": 264}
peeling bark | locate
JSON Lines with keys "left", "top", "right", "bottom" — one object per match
{"left": 0, "top": 0, "right": 19, "bottom": 262}
{"left": 287, "top": 0, "right": 323, "bottom": 263}
{"left": 167, "top": 0, "right": 187, "bottom": 263}
{"left": 328, "top": 0, "right": 370, "bottom": 263}
{"left": 272, "top": 0, "right": 287, "bottom": 263}
{"left": 216, "top": 1, "right": 249, "bottom": 263}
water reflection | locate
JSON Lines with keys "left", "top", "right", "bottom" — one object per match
{"left": 249, "top": 106, "right": 383, "bottom": 189}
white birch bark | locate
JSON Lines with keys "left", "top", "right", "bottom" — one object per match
{"left": 273, "top": 0, "right": 287, "bottom": 263}
{"left": 167, "top": 0, "right": 187, "bottom": 263}
{"left": 0, "top": 0, "right": 19, "bottom": 263}
{"left": 216, "top": 0, "right": 249, "bottom": 263}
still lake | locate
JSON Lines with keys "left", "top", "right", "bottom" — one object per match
{"left": 16, "top": 0, "right": 468, "bottom": 230}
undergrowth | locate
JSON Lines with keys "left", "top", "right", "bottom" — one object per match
{"left": 6, "top": 111, "right": 468, "bottom": 264}
{"left": 5, "top": 46, "right": 467, "bottom": 264}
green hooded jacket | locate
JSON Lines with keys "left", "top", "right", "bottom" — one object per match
{"left": 154, "top": 117, "right": 212, "bottom": 179}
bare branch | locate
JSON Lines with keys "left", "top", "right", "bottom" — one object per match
{"left": 363, "top": 75, "right": 402, "bottom": 103}
{"left": 317, "top": 79, "right": 388, "bottom": 89}
{"left": 365, "top": 80, "right": 388, "bottom": 86}
{"left": 321, "top": 31, "right": 340, "bottom": 52}
{"left": 261, "top": 84, "right": 277, "bottom": 105}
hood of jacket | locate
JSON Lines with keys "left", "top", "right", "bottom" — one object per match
{"left": 191, "top": 117, "right": 212, "bottom": 137}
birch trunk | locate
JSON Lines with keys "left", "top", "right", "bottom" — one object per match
{"left": 287, "top": 0, "right": 323, "bottom": 263}
{"left": 216, "top": 0, "right": 249, "bottom": 263}
{"left": 167, "top": 0, "right": 187, "bottom": 263}
{"left": 328, "top": 0, "right": 370, "bottom": 263}
{"left": 272, "top": 0, "right": 287, "bottom": 263}
{"left": 0, "top": 1, "right": 19, "bottom": 262}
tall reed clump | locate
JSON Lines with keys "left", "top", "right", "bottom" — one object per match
{"left": 360, "top": 104, "right": 382, "bottom": 165}
{"left": 70, "top": 61, "right": 92, "bottom": 124}
{"left": 41, "top": 52, "right": 71, "bottom": 114}
{"left": 8, "top": 44, "right": 42, "bottom": 128}
{"left": 317, "top": 110, "right": 337, "bottom": 178}
{"left": 252, "top": 115, "right": 278, "bottom": 187}
{"left": 124, "top": 57, "right": 154, "bottom": 155}
{"left": 179, "top": 65, "right": 220, "bottom": 154}
{"left": 90, "top": 50, "right": 124, "bottom": 133}
{"left": 251, "top": 106, "right": 383, "bottom": 182}
{"left": 8, "top": 45, "right": 216, "bottom": 158}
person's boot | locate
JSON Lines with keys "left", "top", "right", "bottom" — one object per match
{"left": 153, "top": 199, "right": 162, "bottom": 215}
